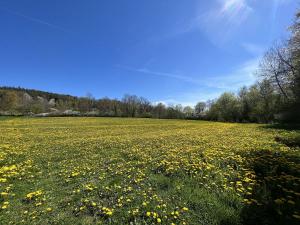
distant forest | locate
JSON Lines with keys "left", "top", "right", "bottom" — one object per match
{"left": 1, "top": 10, "right": 299, "bottom": 123}
{"left": 0, "top": 86, "right": 189, "bottom": 119}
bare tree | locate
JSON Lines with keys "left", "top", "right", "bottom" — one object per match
{"left": 138, "top": 97, "right": 151, "bottom": 116}
{"left": 153, "top": 103, "right": 166, "bottom": 118}
{"left": 195, "top": 102, "right": 206, "bottom": 115}
{"left": 259, "top": 43, "right": 295, "bottom": 100}
{"left": 122, "top": 94, "right": 140, "bottom": 117}
{"left": 289, "top": 11, "right": 300, "bottom": 99}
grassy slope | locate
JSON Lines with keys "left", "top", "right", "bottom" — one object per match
{"left": 0, "top": 118, "right": 299, "bottom": 225}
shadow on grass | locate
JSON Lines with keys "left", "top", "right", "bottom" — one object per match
{"left": 240, "top": 148, "right": 300, "bottom": 225}
{"left": 262, "top": 123, "right": 300, "bottom": 131}
{"left": 263, "top": 123, "right": 300, "bottom": 149}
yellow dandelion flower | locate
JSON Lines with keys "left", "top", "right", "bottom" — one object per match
{"left": 293, "top": 214, "right": 300, "bottom": 219}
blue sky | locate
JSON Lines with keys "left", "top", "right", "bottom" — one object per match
{"left": 0, "top": 0, "right": 298, "bottom": 106}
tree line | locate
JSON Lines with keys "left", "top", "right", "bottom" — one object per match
{"left": 0, "top": 87, "right": 187, "bottom": 119}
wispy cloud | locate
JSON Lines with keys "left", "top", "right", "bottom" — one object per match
{"left": 119, "top": 55, "right": 261, "bottom": 107}
{"left": 135, "top": 0, "right": 254, "bottom": 46}
{"left": 206, "top": 57, "right": 259, "bottom": 89}
{"left": 195, "top": 0, "right": 253, "bottom": 45}
{"left": 116, "top": 65, "right": 201, "bottom": 84}
{"left": 184, "top": 57, "right": 260, "bottom": 105}
{"left": 117, "top": 55, "right": 260, "bottom": 91}
{"left": 220, "top": 0, "right": 253, "bottom": 22}
{"left": 272, "top": 0, "right": 292, "bottom": 20}
{"left": 154, "top": 91, "right": 221, "bottom": 107}
{"left": 241, "top": 42, "right": 266, "bottom": 55}
{"left": 1, "top": 7, "right": 70, "bottom": 33}
{"left": 157, "top": 91, "right": 226, "bottom": 107}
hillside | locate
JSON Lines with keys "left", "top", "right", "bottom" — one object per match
{"left": 0, "top": 87, "right": 185, "bottom": 118}
{"left": 0, "top": 86, "right": 77, "bottom": 101}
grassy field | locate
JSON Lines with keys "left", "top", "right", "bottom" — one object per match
{"left": 0, "top": 117, "right": 299, "bottom": 225}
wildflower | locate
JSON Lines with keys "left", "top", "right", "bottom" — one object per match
{"left": 287, "top": 200, "right": 295, "bottom": 205}
{"left": 0, "top": 178, "right": 7, "bottom": 183}
{"left": 84, "top": 184, "right": 94, "bottom": 191}
{"left": 274, "top": 199, "right": 284, "bottom": 205}
{"left": 26, "top": 190, "right": 43, "bottom": 200}
{"left": 71, "top": 172, "right": 79, "bottom": 177}
{"left": 106, "top": 211, "right": 113, "bottom": 216}
{"left": 293, "top": 214, "right": 300, "bottom": 219}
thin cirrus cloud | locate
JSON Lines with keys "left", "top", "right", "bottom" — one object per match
{"left": 159, "top": 0, "right": 290, "bottom": 46}
{"left": 183, "top": 0, "right": 254, "bottom": 45}
{"left": 0, "top": 7, "right": 70, "bottom": 33}
{"left": 115, "top": 65, "right": 201, "bottom": 85}
{"left": 272, "top": 0, "right": 292, "bottom": 20}
{"left": 241, "top": 42, "right": 266, "bottom": 55}
{"left": 205, "top": 57, "right": 259, "bottom": 89}
{"left": 153, "top": 57, "right": 260, "bottom": 107}
{"left": 139, "top": 0, "right": 254, "bottom": 45}
{"left": 116, "top": 56, "right": 259, "bottom": 91}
